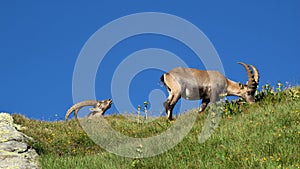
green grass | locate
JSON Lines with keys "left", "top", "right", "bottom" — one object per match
{"left": 12, "top": 85, "right": 300, "bottom": 169}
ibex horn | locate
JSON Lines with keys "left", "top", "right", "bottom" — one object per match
{"left": 249, "top": 64, "right": 259, "bottom": 85}
{"left": 65, "top": 100, "right": 99, "bottom": 121}
{"left": 238, "top": 62, "right": 254, "bottom": 86}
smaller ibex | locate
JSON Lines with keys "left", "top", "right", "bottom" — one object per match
{"left": 65, "top": 99, "right": 112, "bottom": 121}
{"left": 161, "top": 62, "right": 259, "bottom": 120}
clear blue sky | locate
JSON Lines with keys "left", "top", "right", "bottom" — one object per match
{"left": 1, "top": 1, "right": 299, "bottom": 120}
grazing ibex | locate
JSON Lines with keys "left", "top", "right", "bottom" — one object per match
{"left": 65, "top": 99, "right": 112, "bottom": 121}
{"left": 161, "top": 62, "right": 259, "bottom": 120}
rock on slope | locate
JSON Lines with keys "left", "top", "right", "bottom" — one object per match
{"left": 0, "top": 113, "right": 39, "bottom": 169}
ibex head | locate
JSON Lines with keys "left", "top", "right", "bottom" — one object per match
{"left": 88, "top": 99, "right": 113, "bottom": 117}
{"left": 234, "top": 62, "right": 259, "bottom": 103}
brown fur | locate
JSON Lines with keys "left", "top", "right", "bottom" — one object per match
{"left": 161, "top": 62, "right": 259, "bottom": 120}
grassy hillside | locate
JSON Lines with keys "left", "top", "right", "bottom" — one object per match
{"left": 12, "top": 84, "right": 300, "bottom": 169}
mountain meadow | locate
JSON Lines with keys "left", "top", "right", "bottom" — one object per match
{"left": 12, "top": 84, "right": 300, "bottom": 169}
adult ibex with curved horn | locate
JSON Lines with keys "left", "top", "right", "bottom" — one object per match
{"left": 65, "top": 99, "right": 112, "bottom": 121}
{"left": 161, "top": 62, "right": 259, "bottom": 120}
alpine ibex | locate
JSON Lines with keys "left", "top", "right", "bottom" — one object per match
{"left": 65, "top": 99, "right": 112, "bottom": 121}
{"left": 161, "top": 62, "right": 259, "bottom": 120}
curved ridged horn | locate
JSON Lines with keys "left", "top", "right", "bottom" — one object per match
{"left": 249, "top": 64, "right": 259, "bottom": 85}
{"left": 238, "top": 62, "right": 254, "bottom": 86}
{"left": 65, "top": 100, "right": 99, "bottom": 121}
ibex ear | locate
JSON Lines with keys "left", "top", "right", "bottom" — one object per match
{"left": 96, "top": 102, "right": 101, "bottom": 107}
{"left": 238, "top": 82, "right": 244, "bottom": 89}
